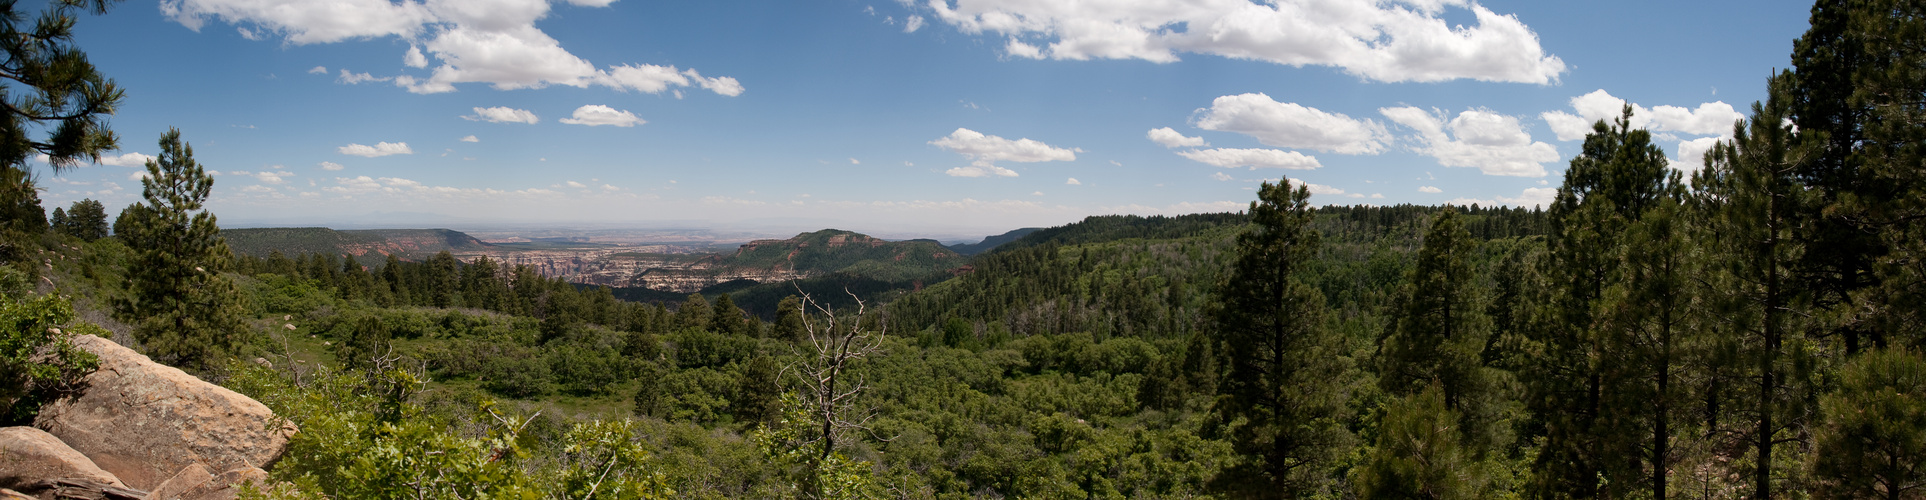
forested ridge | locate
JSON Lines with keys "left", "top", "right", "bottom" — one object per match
{"left": 3, "top": 0, "right": 1926, "bottom": 498}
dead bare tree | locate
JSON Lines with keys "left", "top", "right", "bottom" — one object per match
{"left": 791, "top": 287, "right": 886, "bottom": 465}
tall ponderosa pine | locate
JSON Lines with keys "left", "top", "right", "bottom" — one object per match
{"left": 115, "top": 129, "right": 245, "bottom": 372}
{"left": 1364, "top": 208, "right": 1516, "bottom": 498}
{"left": 1378, "top": 209, "right": 1487, "bottom": 408}
{"left": 1596, "top": 195, "right": 1696, "bottom": 499}
{"left": 1788, "top": 0, "right": 1891, "bottom": 355}
{"left": 1211, "top": 176, "right": 1351, "bottom": 497}
{"left": 0, "top": 0, "right": 124, "bottom": 261}
{"left": 1851, "top": 0, "right": 1926, "bottom": 349}
{"left": 1530, "top": 106, "right": 1674, "bottom": 499}
{"left": 1696, "top": 74, "right": 1819, "bottom": 499}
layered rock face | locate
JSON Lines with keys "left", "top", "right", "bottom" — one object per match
{"left": 0, "top": 426, "right": 123, "bottom": 488}
{"left": 0, "top": 335, "right": 290, "bottom": 499}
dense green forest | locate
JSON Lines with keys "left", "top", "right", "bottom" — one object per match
{"left": 4, "top": 0, "right": 1926, "bottom": 498}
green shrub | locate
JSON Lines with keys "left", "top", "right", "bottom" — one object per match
{"left": 482, "top": 353, "right": 553, "bottom": 398}
{"left": 1, "top": 267, "right": 101, "bottom": 424}
{"left": 249, "top": 273, "right": 333, "bottom": 315}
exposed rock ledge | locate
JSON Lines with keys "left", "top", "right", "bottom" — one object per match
{"left": 0, "top": 334, "right": 291, "bottom": 499}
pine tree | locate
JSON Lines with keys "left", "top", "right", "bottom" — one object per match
{"left": 109, "top": 202, "right": 139, "bottom": 238}
{"left": 1378, "top": 209, "right": 1487, "bottom": 408}
{"left": 0, "top": 0, "right": 125, "bottom": 262}
{"left": 774, "top": 296, "right": 806, "bottom": 342}
{"left": 1377, "top": 208, "right": 1515, "bottom": 466}
{"left": 734, "top": 354, "right": 781, "bottom": 425}
{"left": 507, "top": 264, "right": 544, "bottom": 315}
{"left": 426, "top": 251, "right": 459, "bottom": 308}
{"left": 63, "top": 199, "right": 106, "bottom": 241}
{"left": 1596, "top": 196, "right": 1695, "bottom": 499}
{"left": 1695, "top": 74, "right": 1818, "bottom": 499}
{"left": 1809, "top": 348, "right": 1926, "bottom": 498}
{"left": 48, "top": 207, "right": 66, "bottom": 235}
{"left": 380, "top": 253, "right": 409, "bottom": 306}
{"left": 1788, "top": 0, "right": 1889, "bottom": 355}
{"left": 461, "top": 255, "right": 502, "bottom": 310}
{"left": 337, "top": 254, "right": 364, "bottom": 303}
{"left": 676, "top": 294, "right": 712, "bottom": 331}
{"left": 114, "top": 129, "right": 245, "bottom": 372}
{"left": 1852, "top": 0, "right": 1926, "bottom": 350}
{"left": 1210, "top": 176, "right": 1351, "bottom": 497}
{"left": 1529, "top": 106, "right": 1674, "bottom": 499}
{"left": 711, "top": 293, "right": 748, "bottom": 336}
{"left": 1353, "top": 384, "right": 1488, "bottom": 500}
{"left": 0, "top": 168, "right": 45, "bottom": 261}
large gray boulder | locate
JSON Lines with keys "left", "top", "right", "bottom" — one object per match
{"left": 32, "top": 335, "right": 296, "bottom": 491}
{"left": 0, "top": 426, "right": 125, "bottom": 489}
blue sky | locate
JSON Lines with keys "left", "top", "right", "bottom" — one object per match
{"left": 36, "top": 0, "right": 1813, "bottom": 239}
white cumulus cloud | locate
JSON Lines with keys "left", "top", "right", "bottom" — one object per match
{"left": 1193, "top": 93, "right": 1388, "bottom": 155}
{"left": 1673, "top": 137, "right": 1722, "bottom": 174}
{"left": 1288, "top": 178, "right": 1346, "bottom": 196}
{"left": 464, "top": 106, "right": 538, "bottom": 124}
{"left": 1540, "top": 89, "right": 1744, "bottom": 141}
{"left": 163, "top": 0, "right": 746, "bottom": 97}
{"left": 1066, "top": 177, "right": 1081, "bottom": 185}
{"left": 255, "top": 170, "right": 294, "bottom": 184}
{"left": 913, "top": 0, "right": 1565, "bottom": 84}
{"left": 558, "top": 105, "right": 644, "bottom": 127}
{"left": 1447, "top": 186, "right": 1557, "bottom": 209}
{"left": 1381, "top": 106, "right": 1558, "bottom": 177}
{"left": 1176, "top": 148, "right": 1322, "bottom": 170}
{"left": 94, "top": 152, "right": 156, "bottom": 167}
{"left": 319, "top": 161, "right": 345, "bottom": 171}
{"left": 459, "top": 135, "right": 479, "bottom": 143}
{"left": 338, "top": 69, "right": 389, "bottom": 84}
{"left": 404, "top": 45, "right": 428, "bottom": 68}
{"left": 338, "top": 142, "right": 414, "bottom": 157}
{"left": 945, "top": 165, "right": 1020, "bottom": 178}
{"left": 600, "top": 65, "right": 744, "bottom": 96}
{"left": 1419, "top": 186, "right": 1442, "bottom": 193}
{"left": 930, "top": 128, "right": 1078, "bottom": 178}
{"left": 1146, "top": 127, "right": 1207, "bottom": 148}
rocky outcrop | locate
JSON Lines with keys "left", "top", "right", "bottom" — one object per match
{"left": 146, "top": 463, "right": 212, "bottom": 500}
{"left": 6, "top": 478, "right": 145, "bottom": 499}
{"left": 144, "top": 465, "right": 267, "bottom": 500}
{"left": 32, "top": 335, "right": 297, "bottom": 491}
{"left": 0, "top": 426, "right": 124, "bottom": 489}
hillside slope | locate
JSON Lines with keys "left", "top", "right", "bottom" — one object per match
{"left": 948, "top": 227, "right": 1041, "bottom": 255}
{"left": 224, "top": 227, "right": 491, "bottom": 263}
{"left": 721, "top": 229, "right": 964, "bottom": 280}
